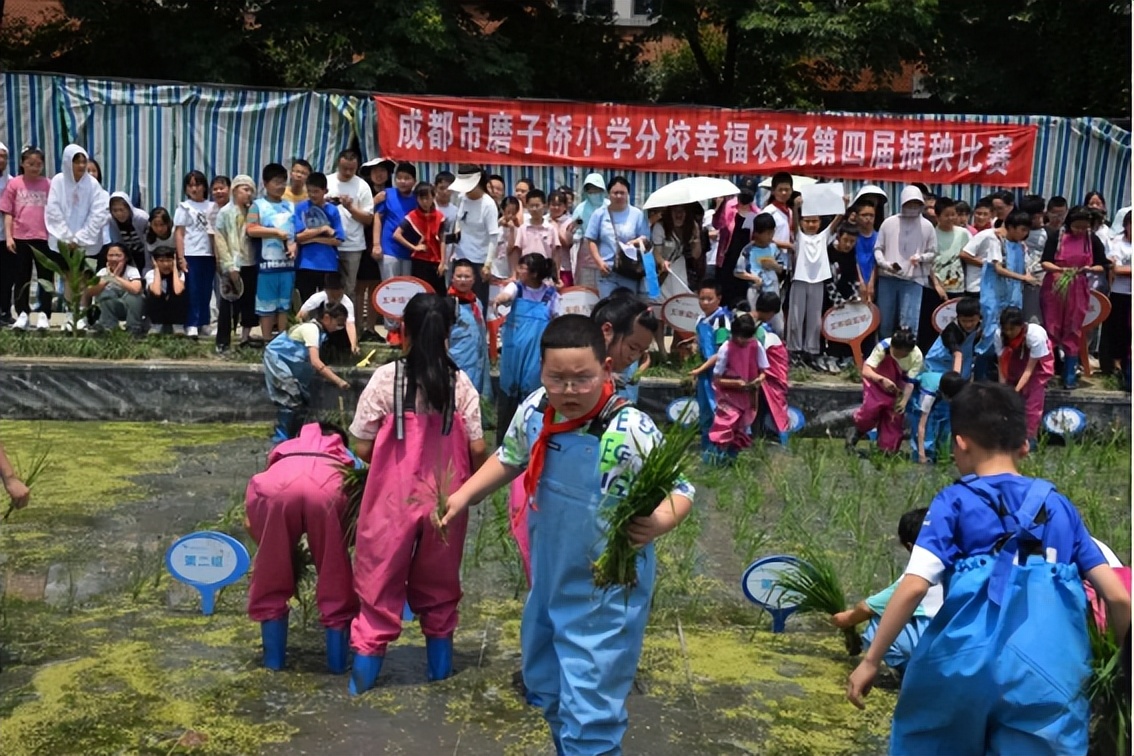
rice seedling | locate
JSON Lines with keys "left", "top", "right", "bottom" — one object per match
{"left": 1053, "top": 268, "right": 1078, "bottom": 298}
{"left": 1086, "top": 612, "right": 1130, "bottom": 756}
{"left": 340, "top": 464, "right": 368, "bottom": 547}
{"left": 30, "top": 242, "right": 96, "bottom": 337}
{"left": 3, "top": 444, "right": 52, "bottom": 520}
{"left": 773, "top": 550, "right": 862, "bottom": 656}
{"left": 593, "top": 421, "right": 698, "bottom": 590}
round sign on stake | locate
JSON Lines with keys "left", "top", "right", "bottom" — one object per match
{"left": 932, "top": 297, "right": 963, "bottom": 333}
{"left": 741, "top": 555, "right": 805, "bottom": 633}
{"left": 821, "top": 302, "right": 880, "bottom": 370}
{"left": 661, "top": 293, "right": 702, "bottom": 334}
{"left": 786, "top": 407, "right": 806, "bottom": 434}
{"left": 1082, "top": 290, "right": 1111, "bottom": 329}
{"left": 1043, "top": 407, "right": 1088, "bottom": 438}
{"left": 666, "top": 397, "right": 700, "bottom": 426}
{"left": 370, "top": 276, "right": 434, "bottom": 320}
{"left": 165, "top": 531, "right": 251, "bottom": 615}
{"left": 555, "top": 286, "right": 600, "bottom": 317}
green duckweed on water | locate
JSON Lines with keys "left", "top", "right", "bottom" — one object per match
{"left": 0, "top": 422, "right": 1129, "bottom": 754}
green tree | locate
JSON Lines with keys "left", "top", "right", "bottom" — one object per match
{"left": 920, "top": 0, "right": 1131, "bottom": 117}
{"left": 645, "top": 0, "right": 935, "bottom": 108}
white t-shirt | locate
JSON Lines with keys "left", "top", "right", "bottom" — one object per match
{"left": 456, "top": 194, "right": 500, "bottom": 264}
{"left": 299, "top": 290, "right": 356, "bottom": 323}
{"left": 993, "top": 323, "right": 1051, "bottom": 359}
{"left": 325, "top": 175, "right": 374, "bottom": 252}
{"left": 173, "top": 199, "right": 216, "bottom": 257}
{"left": 143, "top": 268, "right": 185, "bottom": 294}
{"left": 95, "top": 264, "right": 142, "bottom": 294}
{"left": 1107, "top": 235, "right": 1131, "bottom": 295}
{"left": 765, "top": 204, "right": 791, "bottom": 246}
{"left": 793, "top": 228, "right": 833, "bottom": 283}
{"left": 962, "top": 228, "right": 1000, "bottom": 293}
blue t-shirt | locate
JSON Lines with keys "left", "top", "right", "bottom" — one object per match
{"left": 250, "top": 197, "right": 295, "bottom": 272}
{"left": 855, "top": 231, "right": 877, "bottom": 285}
{"left": 294, "top": 199, "right": 346, "bottom": 272}
{"left": 584, "top": 205, "right": 651, "bottom": 265}
{"left": 907, "top": 474, "right": 1106, "bottom": 586}
{"left": 736, "top": 243, "right": 786, "bottom": 294}
{"left": 377, "top": 190, "right": 418, "bottom": 261}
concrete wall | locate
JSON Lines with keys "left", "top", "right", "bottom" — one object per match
{"left": 2, "top": 361, "right": 1129, "bottom": 435}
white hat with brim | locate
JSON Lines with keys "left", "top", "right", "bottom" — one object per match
{"left": 449, "top": 169, "right": 483, "bottom": 194}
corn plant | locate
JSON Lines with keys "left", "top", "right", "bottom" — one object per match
{"left": 30, "top": 242, "right": 96, "bottom": 336}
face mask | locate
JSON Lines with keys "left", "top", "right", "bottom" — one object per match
{"left": 585, "top": 192, "right": 605, "bottom": 208}
{"left": 738, "top": 192, "right": 755, "bottom": 205}
{"left": 901, "top": 206, "right": 921, "bottom": 218}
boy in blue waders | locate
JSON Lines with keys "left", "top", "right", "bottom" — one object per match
{"left": 847, "top": 382, "right": 1131, "bottom": 756}
{"left": 687, "top": 278, "right": 732, "bottom": 454}
{"left": 262, "top": 302, "right": 352, "bottom": 442}
{"left": 447, "top": 258, "right": 492, "bottom": 398}
{"left": 908, "top": 370, "right": 965, "bottom": 464}
{"left": 833, "top": 508, "right": 943, "bottom": 675}
{"left": 438, "top": 315, "right": 695, "bottom": 756}
{"left": 922, "top": 295, "right": 981, "bottom": 378}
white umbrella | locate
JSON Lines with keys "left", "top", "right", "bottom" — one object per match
{"left": 643, "top": 177, "right": 740, "bottom": 210}
{"left": 758, "top": 174, "right": 819, "bottom": 189}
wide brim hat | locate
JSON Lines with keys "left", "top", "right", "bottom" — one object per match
{"left": 449, "top": 168, "right": 483, "bottom": 194}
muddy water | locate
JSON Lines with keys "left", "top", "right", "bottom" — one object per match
{"left": 0, "top": 424, "right": 897, "bottom": 756}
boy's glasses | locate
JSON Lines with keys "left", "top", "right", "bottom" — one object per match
{"left": 542, "top": 374, "right": 603, "bottom": 393}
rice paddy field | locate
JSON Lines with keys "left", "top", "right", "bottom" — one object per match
{"left": 0, "top": 420, "right": 1129, "bottom": 755}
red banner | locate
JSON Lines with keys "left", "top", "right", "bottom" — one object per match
{"left": 375, "top": 95, "right": 1037, "bottom": 187}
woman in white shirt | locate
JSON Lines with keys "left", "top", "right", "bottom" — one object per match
{"left": 1100, "top": 207, "right": 1130, "bottom": 376}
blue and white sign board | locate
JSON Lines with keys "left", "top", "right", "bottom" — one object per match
{"left": 1043, "top": 407, "right": 1088, "bottom": 438}
{"left": 741, "top": 555, "right": 805, "bottom": 633}
{"left": 165, "top": 531, "right": 251, "bottom": 616}
{"left": 786, "top": 407, "right": 806, "bottom": 435}
{"left": 666, "top": 397, "right": 700, "bottom": 426}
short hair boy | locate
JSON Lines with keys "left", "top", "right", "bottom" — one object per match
{"left": 832, "top": 507, "right": 943, "bottom": 673}
{"left": 437, "top": 315, "right": 695, "bottom": 756}
{"left": 923, "top": 295, "right": 981, "bottom": 377}
{"left": 848, "top": 383, "right": 1130, "bottom": 756}
{"left": 246, "top": 162, "right": 297, "bottom": 340}
{"left": 688, "top": 278, "right": 732, "bottom": 451}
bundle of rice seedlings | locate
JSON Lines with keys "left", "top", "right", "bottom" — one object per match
{"left": 1053, "top": 268, "right": 1078, "bottom": 299}
{"left": 1086, "top": 611, "right": 1130, "bottom": 756}
{"left": 592, "top": 421, "right": 697, "bottom": 590}
{"left": 773, "top": 552, "right": 862, "bottom": 656}
{"left": 3, "top": 447, "right": 52, "bottom": 520}
{"left": 340, "top": 464, "right": 369, "bottom": 547}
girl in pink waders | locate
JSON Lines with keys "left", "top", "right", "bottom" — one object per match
{"left": 245, "top": 422, "right": 360, "bottom": 673}
{"left": 708, "top": 313, "right": 767, "bottom": 462}
{"left": 347, "top": 293, "right": 488, "bottom": 694}
{"left": 1039, "top": 205, "right": 1110, "bottom": 389}
{"left": 995, "top": 306, "right": 1054, "bottom": 445}
{"left": 846, "top": 328, "right": 923, "bottom": 453}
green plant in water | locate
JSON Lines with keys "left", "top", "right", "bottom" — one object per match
{"left": 3, "top": 441, "right": 53, "bottom": 520}
{"left": 1087, "top": 611, "right": 1130, "bottom": 756}
{"left": 774, "top": 551, "right": 862, "bottom": 656}
{"left": 30, "top": 242, "right": 96, "bottom": 336}
{"left": 592, "top": 421, "right": 698, "bottom": 590}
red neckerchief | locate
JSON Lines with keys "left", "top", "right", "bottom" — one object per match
{"left": 771, "top": 200, "right": 795, "bottom": 232}
{"left": 449, "top": 286, "right": 483, "bottom": 324}
{"left": 407, "top": 208, "right": 445, "bottom": 262}
{"left": 523, "top": 381, "right": 615, "bottom": 506}
{"left": 1000, "top": 324, "right": 1028, "bottom": 380}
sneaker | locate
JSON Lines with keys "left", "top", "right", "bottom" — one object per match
{"left": 172, "top": 324, "right": 186, "bottom": 336}
{"left": 185, "top": 326, "right": 199, "bottom": 339}
{"left": 150, "top": 324, "right": 165, "bottom": 336}
{"left": 35, "top": 312, "right": 50, "bottom": 330}
{"left": 387, "top": 330, "right": 402, "bottom": 348}
{"left": 12, "top": 313, "right": 29, "bottom": 330}
{"left": 76, "top": 317, "right": 88, "bottom": 332}
{"left": 215, "top": 343, "right": 229, "bottom": 356}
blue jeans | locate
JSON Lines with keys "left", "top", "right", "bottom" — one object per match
{"left": 598, "top": 271, "right": 647, "bottom": 299}
{"left": 876, "top": 277, "right": 923, "bottom": 339}
{"left": 185, "top": 256, "right": 217, "bottom": 329}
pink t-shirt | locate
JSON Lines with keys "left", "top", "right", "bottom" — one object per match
{"left": 349, "top": 361, "right": 484, "bottom": 443}
{"left": 514, "top": 222, "right": 557, "bottom": 258}
{"left": 0, "top": 175, "right": 51, "bottom": 240}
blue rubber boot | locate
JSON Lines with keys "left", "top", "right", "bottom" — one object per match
{"left": 426, "top": 636, "right": 453, "bottom": 681}
{"left": 271, "top": 408, "right": 297, "bottom": 444}
{"left": 1064, "top": 356, "right": 1080, "bottom": 390}
{"left": 349, "top": 654, "right": 383, "bottom": 695}
{"left": 260, "top": 617, "right": 288, "bottom": 671}
{"left": 325, "top": 626, "right": 350, "bottom": 675}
